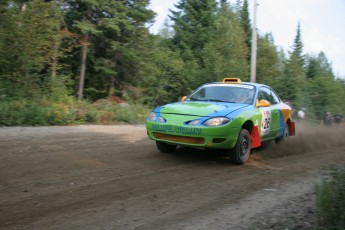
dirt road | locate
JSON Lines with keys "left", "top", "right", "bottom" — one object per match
{"left": 1, "top": 124, "right": 345, "bottom": 230}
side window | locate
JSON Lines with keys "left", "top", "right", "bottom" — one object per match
{"left": 258, "top": 88, "right": 271, "bottom": 102}
{"left": 258, "top": 87, "right": 280, "bottom": 105}
{"left": 270, "top": 90, "right": 280, "bottom": 105}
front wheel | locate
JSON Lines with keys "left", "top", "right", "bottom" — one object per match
{"left": 156, "top": 141, "right": 177, "bottom": 153}
{"left": 228, "top": 129, "right": 251, "bottom": 165}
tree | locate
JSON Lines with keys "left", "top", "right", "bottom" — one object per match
{"left": 277, "top": 23, "right": 306, "bottom": 107}
{"left": 170, "top": 0, "right": 218, "bottom": 64}
{"left": 166, "top": 0, "right": 219, "bottom": 92}
{"left": 140, "top": 34, "right": 184, "bottom": 106}
{"left": 239, "top": 0, "right": 251, "bottom": 61}
{"left": 203, "top": 2, "right": 249, "bottom": 82}
{"left": 289, "top": 22, "right": 305, "bottom": 69}
{"left": 256, "top": 33, "right": 282, "bottom": 86}
{"left": 306, "top": 52, "right": 333, "bottom": 79}
{"left": 64, "top": 0, "right": 155, "bottom": 100}
{"left": 305, "top": 52, "right": 339, "bottom": 119}
{"left": 0, "top": 0, "right": 72, "bottom": 99}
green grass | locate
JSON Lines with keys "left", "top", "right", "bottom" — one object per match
{"left": 315, "top": 166, "right": 345, "bottom": 229}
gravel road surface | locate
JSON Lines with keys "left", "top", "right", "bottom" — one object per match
{"left": 1, "top": 124, "right": 344, "bottom": 230}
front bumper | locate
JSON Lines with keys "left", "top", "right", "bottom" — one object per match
{"left": 146, "top": 121, "right": 240, "bottom": 149}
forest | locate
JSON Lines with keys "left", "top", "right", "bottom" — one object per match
{"left": 1, "top": 0, "right": 344, "bottom": 126}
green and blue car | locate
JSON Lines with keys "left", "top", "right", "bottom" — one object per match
{"left": 146, "top": 78, "right": 295, "bottom": 164}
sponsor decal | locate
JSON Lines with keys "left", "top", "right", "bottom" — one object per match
{"left": 204, "top": 84, "right": 254, "bottom": 89}
{"left": 260, "top": 109, "right": 271, "bottom": 136}
{"left": 152, "top": 124, "right": 202, "bottom": 135}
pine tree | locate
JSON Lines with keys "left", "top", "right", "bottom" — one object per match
{"left": 203, "top": 2, "right": 249, "bottom": 82}
{"left": 305, "top": 52, "right": 338, "bottom": 119}
{"left": 64, "top": 0, "right": 155, "bottom": 100}
{"left": 170, "top": 0, "right": 218, "bottom": 64}
{"left": 306, "top": 52, "right": 333, "bottom": 79}
{"left": 140, "top": 34, "right": 184, "bottom": 106}
{"left": 256, "top": 33, "right": 282, "bottom": 86}
{"left": 239, "top": 0, "right": 252, "bottom": 60}
{"left": 289, "top": 22, "right": 305, "bottom": 69}
{"left": 278, "top": 23, "right": 306, "bottom": 107}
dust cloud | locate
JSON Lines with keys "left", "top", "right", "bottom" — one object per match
{"left": 256, "top": 122, "right": 345, "bottom": 159}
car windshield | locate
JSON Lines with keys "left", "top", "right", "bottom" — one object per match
{"left": 188, "top": 84, "right": 256, "bottom": 105}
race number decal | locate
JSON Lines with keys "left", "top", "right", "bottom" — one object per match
{"left": 260, "top": 109, "right": 271, "bottom": 136}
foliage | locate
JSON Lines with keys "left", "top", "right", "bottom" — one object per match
{"left": 168, "top": 0, "right": 219, "bottom": 92}
{"left": 0, "top": 0, "right": 74, "bottom": 98}
{"left": 0, "top": 0, "right": 344, "bottom": 126}
{"left": 140, "top": 35, "right": 184, "bottom": 106}
{"left": 256, "top": 33, "right": 282, "bottom": 87}
{"left": 0, "top": 98, "right": 150, "bottom": 126}
{"left": 63, "top": 0, "right": 156, "bottom": 100}
{"left": 289, "top": 22, "right": 305, "bottom": 69}
{"left": 315, "top": 166, "right": 345, "bottom": 229}
{"left": 203, "top": 2, "right": 249, "bottom": 82}
{"left": 170, "top": 0, "right": 218, "bottom": 64}
{"left": 238, "top": 0, "right": 252, "bottom": 61}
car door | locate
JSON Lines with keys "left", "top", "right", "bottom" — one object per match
{"left": 257, "top": 87, "right": 280, "bottom": 139}
{"left": 267, "top": 89, "right": 282, "bottom": 138}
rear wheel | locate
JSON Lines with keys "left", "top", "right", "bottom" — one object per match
{"left": 276, "top": 123, "right": 290, "bottom": 143}
{"left": 156, "top": 141, "right": 177, "bottom": 153}
{"left": 228, "top": 129, "right": 251, "bottom": 165}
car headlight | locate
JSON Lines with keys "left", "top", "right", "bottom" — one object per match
{"left": 204, "top": 117, "right": 231, "bottom": 126}
{"left": 149, "top": 112, "right": 156, "bottom": 121}
{"left": 149, "top": 112, "right": 166, "bottom": 123}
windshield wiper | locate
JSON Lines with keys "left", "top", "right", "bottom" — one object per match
{"left": 207, "top": 99, "right": 236, "bottom": 103}
{"left": 188, "top": 98, "right": 236, "bottom": 103}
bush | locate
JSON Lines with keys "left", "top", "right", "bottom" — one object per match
{"left": 315, "top": 166, "right": 345, "bottom": 229}
{"left": 0, "top": 97, "right": 150, "bottom": 126}
{"left": 0, "top": 100, "right": 49, "bottom": 126}
{"left": 47, "top": 102, "right": 76, "bottom": 125}
{"left": 91, "top": 99, "right": 150, "bottom": 124}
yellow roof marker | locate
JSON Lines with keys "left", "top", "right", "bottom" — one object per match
{"left": 222, "top": 78, "right": 241, "bottom": 83}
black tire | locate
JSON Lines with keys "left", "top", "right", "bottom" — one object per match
{"left": 156, "top": 141, "right": 177, "bottom": 153}
{"left": 276, "top": 123, "right": 290, "bottom": 143}
{"left": 228, "top": 129, "right": 251, "bottom": 165}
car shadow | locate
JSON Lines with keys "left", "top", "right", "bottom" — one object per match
{"left": 160, "top": 146, "right": 235, "bottom": 166}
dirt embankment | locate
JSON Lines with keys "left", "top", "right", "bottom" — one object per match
{"left": 0, "top": 124, "right": 344, "bottom": 230}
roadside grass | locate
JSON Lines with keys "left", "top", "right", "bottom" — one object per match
{"left": 0, "top": 98, "right": 151, "bottom": 126}
{"left": 314, "top": 166, "right": 345, "bottom": 229}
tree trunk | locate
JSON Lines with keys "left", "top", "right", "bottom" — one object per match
{"left": 77, "top": 34, "right": 88, "bottom": 100}
{"left": 108, "top": 75, "right": 115, "bottom": 97}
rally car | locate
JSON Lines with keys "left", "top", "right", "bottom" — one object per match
{"left": 146, "top": 78, "right": 295, "bottom": 165}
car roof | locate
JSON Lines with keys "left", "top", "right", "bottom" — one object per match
{"left": 202, "top": 80, "right": 267, "bottom": 89}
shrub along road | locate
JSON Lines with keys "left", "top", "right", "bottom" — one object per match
{"left": 0, "top": 124, "right": 344, "bottom": 229}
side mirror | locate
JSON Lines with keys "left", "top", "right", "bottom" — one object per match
{"left": 181, "top": 96, "right": 187, "bottom": 101}
{"left": 256, "top": 99, "right": 271, "bottom": 107}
